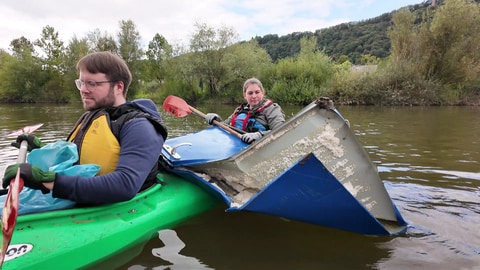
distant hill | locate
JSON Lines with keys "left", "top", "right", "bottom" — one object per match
{"left": 252, "top": 0, "right": 478, "bottom": 64}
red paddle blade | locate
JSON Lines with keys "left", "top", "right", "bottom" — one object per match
{"left": 8, "top": 123, "right": 44, "bottom": 137}
{"left": 0, "top": 124, "right": 41, "bottom": 265}
{"left": 162, "top": 95, "right": 193, "bottom": 117}
{"left": 0, "top": 172, "right": 24, "bottom": 265}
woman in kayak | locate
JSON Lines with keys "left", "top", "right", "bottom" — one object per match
{"left": 205, "top": 77, "right": 285, "bottom": 144}
{"left": 2, "top": 51, "right": 168, "bottom": 205}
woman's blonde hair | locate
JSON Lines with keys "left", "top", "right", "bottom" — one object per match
{"left": 243, "top": 77, "right": 265, "bottom": 93}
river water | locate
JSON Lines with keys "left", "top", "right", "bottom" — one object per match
{"left": 0, "top": 103, "right": 479, "bottom": 270}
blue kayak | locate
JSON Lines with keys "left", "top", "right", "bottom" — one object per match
{"left": 161, "top": 98, "right": 408, "bottom": 236}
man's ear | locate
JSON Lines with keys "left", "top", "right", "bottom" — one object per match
{"left": 114, "top": 81, "right": 125, "bottom": 94}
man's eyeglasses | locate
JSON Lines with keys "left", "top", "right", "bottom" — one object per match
{"left": 75, "top": 79, "right": 114, "bottom": 91}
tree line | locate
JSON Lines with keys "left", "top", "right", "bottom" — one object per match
{"left": 255, "top": 0, "right": 480, "bottom": 65}
{"left": 0, "top": 0, "right": 479, "bottom": 106}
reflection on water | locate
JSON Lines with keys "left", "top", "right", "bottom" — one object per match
{"left": 128, "top": 229, "right": 212, "bottom": 270}
{"left": 1, "top": 103, "right": 479, "bottom": 269}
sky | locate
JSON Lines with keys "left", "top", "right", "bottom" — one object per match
{"left": 0, "top": 0, "right": 424, "bottom": 52}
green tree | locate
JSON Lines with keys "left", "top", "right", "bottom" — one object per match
{"left": 0, "top": 52, "right": 46, "bottom": 102}
{"left": 427, "top": 0, "right": 480, "bottom": 85}
{"left": 189, "top": 22, "right": 240, "bottom": 97}
{"left": 215, "top": 40, "right": 273, "bottom": 101}
{"left": 35, "top": 25, "right": 67, "bottom": 102}
{"left": 9, "top": 37, "right": 36, "bottom": 59}
{"left": 145, "top": 33, "right": 172, "bottom": 82}
{"left": 265, "top": 36, "right": 334, "bottom": 104}
{"left": 35, "top": 25, "right": 65, "bottom": 72}
{"left": 161, "top": 51, "right": 202, "bottom": 101}
{"left": 86, "top": 29, "right": 118, "bottom": 52}
{"left": 137, "top": 34, "right": 174, "bottom": 98}
{"left": 360, "top": 54, "right": 380, "bottom": 65}
{"left": 388, "top": 0, "right": 480, "bottom": 103}
{"left": 117, "top": 19, "right": 143, "bottom": 98}
{"left": 63, "top": 36, "right": 90, "bottom": 100}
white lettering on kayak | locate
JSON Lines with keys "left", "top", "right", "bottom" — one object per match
{"left": 4, "top": 243, "right": 33, "bottom": 262}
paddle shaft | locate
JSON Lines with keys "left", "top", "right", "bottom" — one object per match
{"left": 188, "top": 106, "right": 243, "bottom": 138}
{"left": 11, "top": 140, "right": 27, "bottom": 198}
{"left": 0, "top": 131, "right": 37, "bottom": 266}
{"left": 16, "top": 140, "right": 28, "bottom": 163}
{"left": 0, "top": 140, "right": 27, "bottom": 266}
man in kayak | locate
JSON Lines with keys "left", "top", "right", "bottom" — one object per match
{"left": 205, "top": 77, "right": 285, "bottom": 144}
{"left": 2, "top": 51, "right": 168, "bottom": 205}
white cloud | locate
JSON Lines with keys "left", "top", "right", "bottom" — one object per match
{"left": 0, "top": 0, "right": 422, "bottom": 51}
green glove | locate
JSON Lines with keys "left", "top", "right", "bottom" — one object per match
{"left": 11, "top": 134, "right": 46, "bottom": 151}
{"left": 2, "top": 163, "right": 55, "bottom": 194}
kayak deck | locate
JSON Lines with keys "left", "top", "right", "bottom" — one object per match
{"left": 2, "top": 171, "right": 220, "bottom": 269}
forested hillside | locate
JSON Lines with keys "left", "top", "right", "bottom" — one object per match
{"left": 254, "top": 0, "right": 479, "bottom": 64}
{"left": 1, "top": 0, "right": 479, "bottom": 105}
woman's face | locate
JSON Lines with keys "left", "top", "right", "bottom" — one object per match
{"left": 243, "top": 83, "right": 264, "bottom": 107}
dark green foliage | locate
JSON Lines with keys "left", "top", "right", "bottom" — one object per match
{"left": 262, "top": 37, "right": 334, "bottom": 105}
{"left": 254, "top": 1, "right": 480, "bottom": 64}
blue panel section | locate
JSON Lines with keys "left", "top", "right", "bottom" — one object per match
{"left": 392, "top": 202, "right": 408, "bottom": 227}
{"left": 162, "top": 126, "right": 247, "bottom": 167}
{"left": 228, "top": 153, "right": 392, "bottom": 235}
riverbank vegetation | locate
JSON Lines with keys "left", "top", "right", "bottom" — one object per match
{"left": 0, "top": 0, "right": 479, "bottom": 105}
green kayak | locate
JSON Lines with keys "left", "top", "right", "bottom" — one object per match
{"left": 1, "top": 171, "right": 220, "bottom": 269}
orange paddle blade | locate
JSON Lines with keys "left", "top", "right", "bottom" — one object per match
{"left": 162, "top": 95, "right": 193, "bottom": 117}
{"left": 8, "top": 123, "right": 43, "bottom": 137}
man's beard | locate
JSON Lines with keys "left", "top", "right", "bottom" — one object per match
{"left": 85, "top": 86, "right": 116, "bottom": 111}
